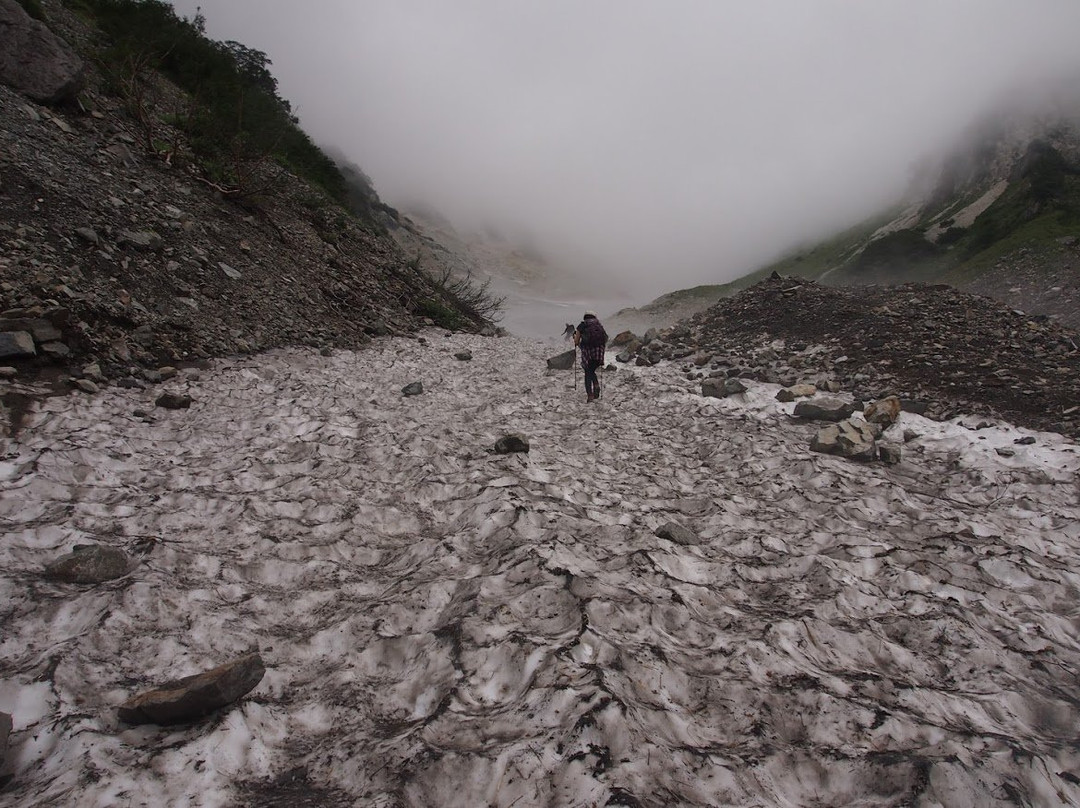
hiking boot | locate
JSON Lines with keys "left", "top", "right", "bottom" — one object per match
{"left": 586, "top": 392, "right": 594, "bottom": 403}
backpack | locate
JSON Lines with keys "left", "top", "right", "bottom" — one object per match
{"left": 580, "top": 319, "right": 607, "bottom": 348}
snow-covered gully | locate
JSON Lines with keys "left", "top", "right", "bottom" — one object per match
{"left": 2, "top": 332, "right": 1079, "bottom": 807}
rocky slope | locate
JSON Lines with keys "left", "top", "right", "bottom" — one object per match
{"left": 0, "top": 0, "right": 492, "bottom": 415}
{"left": 612, "top": 274, "right": 1080, "bottom": 439}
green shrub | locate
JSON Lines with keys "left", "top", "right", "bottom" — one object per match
{"left": 69, "top": 0, "right": 347, "bottom": 203}
{"left": 16, "top": 0, "right": 47, "bottom": 20}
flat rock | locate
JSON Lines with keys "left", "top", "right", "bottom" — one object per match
{"left": 546, "top": 349, "right": 576, "bottom": 370}
{"left": 776, "top": 383, "right": 816, "bottom": 402}
{"left": 119, "top": 230, "right": 164, "bottom": 251}
{"left": 117, "top": 652, "right": 266, "bottom": 726}
{"left": 156, "top": 391, "right": 193, "bottom": 409}
{"left": 0, "top": 331, "right": 35, "bottom": 358}
{"left": 794, "top": 398, "right": 855, "bottom": 422}
{"left": 654, "top": 521, "right": 702, "bottom": 546}
{"left": 44, "top": 544, "right": 131, "bottom": 583}
{"left": 454, "top": 351, "right": 473, "bottom": 361}
{"left": 702, "top": 377, "right": 746, "bottom": 398}
{"left": 402, "top": 381, "right": 423, "bottom": 397}
{"left": 494, "top": 433, "right": 529, "bottom": 454}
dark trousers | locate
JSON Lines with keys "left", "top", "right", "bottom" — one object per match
{"left": 583, "top": 360, "right": 601, "bottom": 398}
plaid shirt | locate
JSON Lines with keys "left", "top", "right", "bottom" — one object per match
{"left": 577, "top": 319, "right": 607, "bottom": 367}
{"left": 580, "top": 344, "right": 605, "bottom": 367}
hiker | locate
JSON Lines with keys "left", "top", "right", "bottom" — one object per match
{"left": 573, "top": 310, "right": 608, "bottom": 402}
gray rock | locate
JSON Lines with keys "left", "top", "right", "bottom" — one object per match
{"left": 402, "top": 381, "right": 423, "bottom": 397}
{"left": 810, "top": 419, "right": 877, "bottom": 461}
{"left": 702, "top": 377, "right": 746, "bottom": 398}
{"left": 995, "top": 447, "right": 1016, "bottom": 457}
{"left": 29, "top": 319, "right": 61, "bottom": 343}
{"left": 156, "top": 391, "right": 193, "bottom": 409}
{"left": 0, "top": 366, "right": 16, "bottom": 379}
{"left": 878, "top": 444, "right": 902, "bottom": 465}
{"left": 118, "top": 652, "right": 266, "bottom": 726}
{"left": 219, "top": 262, "right": 242, "bottom": 280}
{"left": 81, "top": 362, "right": 105, "bottom": 382}
{"left": 45, "top": 544, "right": 131, "bottom": 583}
{"left": 75, "top": 227, "right": 99, "bottom": 245}
{"left": 1013, "top": 436, "right": 1036, "bottom": 446}
{"left": 902, "top": 429, "right": 920, "bottom": 443}
{"left": 0, "top": 711, "right": 10, "bottom": 782}
{"left": 0, "top": 0, "right": 85, "bottom": 103}
{"left": 655, "top": 521, "right": 702, "bottom": 546}
{"left": 643, "top": 327, "right": 659, "bottom": 345}
{"left": 158, "top": 366, "right": 178, "bottom": 380}
{"left": 454, "top": 350, "right": 473, "bottom": 361}
{"left": 794, "top": 398, "right": 855, "bottom": 422}
{"left": 494, "top": 433, "right": 529, "bottom": 454}
{"left": 546, "top": 349, "right": 576, "bottom": 370}
{"left": 635, "top": 355, "right": 653, "bottom": 367}
{"left": 899, "top": 399, "right": 929, "bottom": 416}
{"left": 615, "top": 350, "right": 633, "bottom": 363}
{"left": 73, "top": 378, "right": 99, "bottom": 394}
{"left": 0, "top": 331, "right": 35, "bottom": 358}
{"left": 119, "top": 230, "right": 164, "bottom": 251}
{"left": 776, "top": 383, "right": 816, "bottom": 402}
{"left": 39, "top": 341, "right": 69, "bottom": 358}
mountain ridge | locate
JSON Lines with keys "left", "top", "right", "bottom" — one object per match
{"left": 615, "top": 98, "right": 1080, "bottom": 331}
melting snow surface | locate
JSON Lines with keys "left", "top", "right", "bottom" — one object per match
{"left": 1, "top": 333, "right": 1079, "bottom": 807}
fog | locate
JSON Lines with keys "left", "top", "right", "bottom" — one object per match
{"left": 169, "top": 1, "right": 1080, "bottom": 301}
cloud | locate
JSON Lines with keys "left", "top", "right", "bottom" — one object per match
{"left": 169, "top": 0, "right": 1080, "bottom": 299}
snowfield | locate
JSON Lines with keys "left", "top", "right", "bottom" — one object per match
{"left": 1, "top": 332, "right": 1079, "bottom": 807}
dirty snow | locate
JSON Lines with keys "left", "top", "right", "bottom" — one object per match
{"left": 1, "top": 332, "right": 1079, "bottom": 807}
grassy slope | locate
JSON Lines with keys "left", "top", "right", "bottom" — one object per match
{"left": 646, "top": 143, "right": 1080, "bottom": 309}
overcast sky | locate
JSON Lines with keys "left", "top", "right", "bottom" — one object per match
{"left": 169, "top": 1, "right": 1080, "bottom": 299}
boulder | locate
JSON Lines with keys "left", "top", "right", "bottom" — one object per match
{"left": 865, "top": 395, "right": 901, "bottom": 427}
{"left": 702, "top": 377, "right": 746, "bottom": 398}
{"left": 810, "top": 419, "right": 877, "bottom": 461}
{"left": 0, "top": 0, "right": 85, "bottom": 104}
{"left": 776, "top": 383, "right": 816, "bottom": 402}
{"left": 454, "top": 350, "right": 473, "bottom": 361}
{"left": 611, "top": 330, "right": 637, "bottom": 346}
{"left": 402, "top": 381, "right": 423, "bottom": 397}
{"left": 794, "top": 398, "right": 855, "bottom": 422}
{"left": 546, "top": 349, "right": 576, "bottom": 370}
{"left": 156, "top": 391, "right": 193, "bottom": 409}
{"left": 117, "top": 652, "right": 266, "bottom": 725}
{"left": 44, "top": 544, "right": 131, "bottom": 583}
{"left": 615, "top": 350, "right": 633, "bottom": 364}
{"left": 0, "top": 331, "right": 35, "bottom": 358}
{"left": 494, "top": 433, "right": 529, "bottom": 454}
{"left": 655, "top": 521, "right": 702, "bottom": 546}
